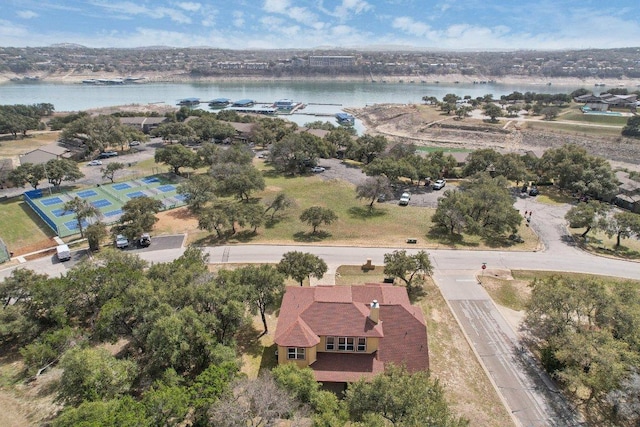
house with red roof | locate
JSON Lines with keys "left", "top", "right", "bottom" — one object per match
{"left": 273, "top": 283, "right": 429, "bottom": 387}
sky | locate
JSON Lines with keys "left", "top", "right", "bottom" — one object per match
{"left": 1, "top": 0, "right": 640, "bottom": 50}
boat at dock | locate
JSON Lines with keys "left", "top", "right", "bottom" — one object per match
{"left": 336, "top": 112, "right": 355, "bottom": 126}
{"left": 208, "top": 98, "right": 231, "bottom": 108}
{"left": 232, "top": 99, "right": 255, "bottom": 107}
{"left": 272, "top": 99, "right": 305, "bottom": 114}
{"left": 177, "top": 98, "right": 200, "bottom": 106}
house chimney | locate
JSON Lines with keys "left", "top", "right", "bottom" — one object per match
{"left": 369, "top": 300, "right": 380, "bottom": 324}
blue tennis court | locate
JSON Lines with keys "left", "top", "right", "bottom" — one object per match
{"left": 64, "top": 219, "right": 89, "bottom": 230}
{"left": 41, "top": 197, "right": 63, "bottom": 206}
{"left": 77, "top": 189, "right": 98, "bottom": 198}
{"left": 91, "top": 199, "right": 112, "bottom": 208}
{"left": 51, "top": 208, "right": 71, "bottom": 217}
{"left": 127, "top": 191, "right": 146, "bottom": 199}
{"left": 112, "top": 183, "right": 131, "bottom": 190}
{"left": 24, "top": 174, "right": 187, "bottom": 237}
{"left": 157, "top": 185, "right": 176, "bottom": 193}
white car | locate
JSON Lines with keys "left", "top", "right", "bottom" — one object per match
{"left": 115, "top": 234, "right": 129, "bottom": 249}
{"left": 311, "top": 166, "right": 325, "bottom": 173}
{"left": 87, "top": 160, "right": 102, "bottom": 166}
{"left": 433, "top": 179, "right": 446, "bottom": 190}
{"left": 399, "top": 192, "right": 411, "bottom": 205}
{"left": 129, "top": 140, "right": 141, "bottom": 146}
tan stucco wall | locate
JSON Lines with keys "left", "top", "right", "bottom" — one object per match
{"left": 277, "top": 345, "right": 314, "bottom": 368}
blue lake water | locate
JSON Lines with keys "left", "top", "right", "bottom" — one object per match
{"left": 0, "top": 80, "right": 587, "bottom": 131}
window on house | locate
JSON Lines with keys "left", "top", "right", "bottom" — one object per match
{"left": 326, "top": 337, "right": 335, "bottom": 351}
{"left": 287, "top": 347, "right": 305, "bottom": 360}
{"left": 338, "top": 337, "right": 355, "bottom": 351}
{"left": 338, "top": 337, "right": 346, "bottom": 351}
{"left": 357, "top": 337, "right": 366, "bottom": 352}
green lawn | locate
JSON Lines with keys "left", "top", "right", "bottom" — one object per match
{"left": 0, "top": 196, "right": 55, "bottom": 253}
{"left": 198, "top": 169, "right": 540, "bottom": 250}
{"left": 559, "top": 111, "right": 629, "bottom": 126}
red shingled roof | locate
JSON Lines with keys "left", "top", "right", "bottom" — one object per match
{"left": 274, "top": 284, "right": 429, "bottom": 382}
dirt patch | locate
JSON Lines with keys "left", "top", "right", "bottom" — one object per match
{"left": 351, "top": 104, "right": 640, "bottom": 170}
{"left": 153, "top": 207, "right": 199, "bottom": 235}
{"left": 12, "top": 238, "right": 58, "bottom": 257}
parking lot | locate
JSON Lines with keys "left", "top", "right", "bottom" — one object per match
{"left": 314, "top": 158, "right": 449, "bottom": 208}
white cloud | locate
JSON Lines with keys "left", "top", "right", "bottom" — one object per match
{"left": 176, "top": 2, "right": 201, "bottom": 12}
{"left": 232, "top": 11, "right": 245, "bottom": 28}
{"left": 263, "top": 0, "right": 290, "bottom": 14}
{"left": 438, "top": 0, "right": 455, "bottom": 13}
{"left": 87, "top": 1, "right": 192, "bottom": 24}
{"left": 260, "top": 15, "right": 284, "bottom": 27}
{"left": 287, "top": 7, "right": 318, "bottom": 26}
{"left": 335, "top": 0, "right": 372, "bottom": 16}
{"left": 16, "top": 10, "right": 38, "bottom": 19}
{"left": 392, "top": 17, "right": 432, "bottom": 37}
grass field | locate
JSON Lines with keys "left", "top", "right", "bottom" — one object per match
{"left": 0, "top": 197, "right": 56, "bottom": 255}
{"left": 186, "top": 170, "right": 539, "bottom": 251}
{"left": 482, "top": 269, "right": 640, "bottom": 312}
{"left": 559, "top": 111, "right": 629, "bottom": 126}
{"left": 0, "top": 132, "right": 60, "bottom": 158}
{"left": 523, "top": 120, "right": 623, "bottom": 137}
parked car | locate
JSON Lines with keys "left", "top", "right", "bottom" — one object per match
{"left": 98, "top": 151, "right": 118, "bottom": 158}
{"left": 311, "top": 166, "right": 326, "bottom": 173}
{"left": 432, "top": 179, "right": 446, "bottom": 190}
{"left": 399, "top": 192, "right": 411, "bottom": 205}
{"left": 138, "top": 233, "right": 151, "bottom": 247}
{"left": 115, "top": 234, "right": 129, "bottom": 249}
{"left": 377, "top": 194, "right": 386, "bottom": 202}
{"left": 129, "top": 140, "right": 141, "bottom": 146}
{"left": 529, "top": 187, "right": 539, "bottom": 196}
{"left": 56, "top": 244, "right": 71, "bottom": 262}
{"left": 87, "top": 160, "right": 102, "bottom": 166}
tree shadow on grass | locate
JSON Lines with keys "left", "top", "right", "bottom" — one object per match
{"left": 265, "top": 215, "right": 288, "bottom": 229}
{"left": 191, "top": 233, "right": 227, "bottom": 246}
{"left": 482, "top": 233, "right": 520, "bottom": 249}
{"left": 230, "top": 230, "right": 258, "bottom": 243}
{"left": 348, "top": 205, "right": 388, "bottom": 220}
{"left": 426, "top": 227, "right": 479, "bottom": 248}
{"left": 235, "top": 322, "right": 267, "bottom": 357}
{"left": 259, "top": 343, "right": 278, "bottom": 374}
{"left": 293, "top": 230, "right": 331, "bottom": 242}
{"left": 590, "top": 244, "right": 640, "bottom": 260}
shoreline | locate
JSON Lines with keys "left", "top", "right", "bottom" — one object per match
{"left": 3, "top": 71, "right": 640, "bottom": 89}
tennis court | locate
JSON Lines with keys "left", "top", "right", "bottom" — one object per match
{"left": 24, "top": 174, "right": 186, "bottom": 237}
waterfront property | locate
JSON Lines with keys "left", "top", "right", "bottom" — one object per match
{"left": 19, "top": 144, "right": 72, "bottom": 165}
{"left": 274, "top": 283, "right": 429, "bottom": 389}
{"left": 119, "top": 116, "right": 168, "bottom": 134}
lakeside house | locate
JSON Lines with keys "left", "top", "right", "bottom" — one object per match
{"left": 614, "top": 171, "right": 640, "bottom": 213}
{"left": 574, "top": 93, "right": 638, "bottom": 111}
{"left": 274, "top": 283, "right": 429, "bottom": 391}
{"left": 119, "top": 116, "right": 168, "bottom": 134}
{"left": 19, "top": 144, "right": 71, "bottom": 165}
